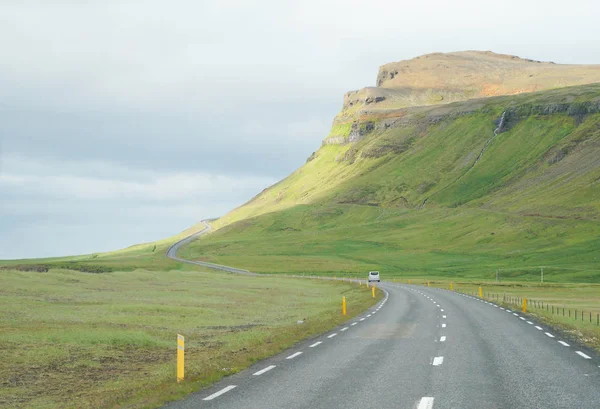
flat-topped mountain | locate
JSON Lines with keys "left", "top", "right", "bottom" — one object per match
{"left": 176, "top": 52, "right": 600, "bottom": 279}
{"left": 331, "top": 51, "right": 600, "bottom": 140}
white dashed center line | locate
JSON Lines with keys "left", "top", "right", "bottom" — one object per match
{"left": 417, "top": 397, "right": 435, "bottom": 409}
{"left": 558, "top": 341, "right": 570, "bottom": 347}
{"left": 442, "top": 315, "right": 446, "bottom": 319}
{"left": 309, "top": 341, "right": 322, "bottom": 348}
{"left": 432, "top": 356, "right": 444, "bottom": 366}
{"left": 327, "top": 333, "right": 337, "bottom": 339}
{"left": 576, "top": 351, "right": 592, "bottom": 359}
{"left": 442, "top": 323, "right": 446, "bottom": 328}
{"left": 286, "top": 352, "right": 303, "bottom": 360}
{"left": 203, "top": 385, "right": 237, "bottom": 401}
{"left": 253, "top": 365, "right": 276, "bottom": 376}
{"left": 440, "top": 336, "right": 446, "bottom": 342}
{"left": 440, "top": 309, "right": 444, "bottom": 312}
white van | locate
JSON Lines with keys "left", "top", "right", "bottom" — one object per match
{"left": 368, "top": 271, "right": 380, "bottom": 282}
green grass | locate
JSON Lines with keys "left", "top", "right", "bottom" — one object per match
{"left": 0, "top": 268, "right": 379, "bottom": 408}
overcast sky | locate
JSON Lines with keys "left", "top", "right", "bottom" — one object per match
{"left": 2, "top": 0, "right": 599, "bottom": 259}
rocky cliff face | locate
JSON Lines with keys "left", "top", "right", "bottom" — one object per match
{"left": 325, "top": 51, "right": 600, "bottom": 145}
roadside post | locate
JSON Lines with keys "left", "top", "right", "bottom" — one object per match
{"left": 177, "top": 334, "right": 185, "bottom": 382}
{"left": 478, "top": 287, "right": 483, "bottom": 298}
{"left": 372, "top": 286, "right": 375, "bottom": 298}
{"left": 450, "top": 282, "right": 453, "bottom": 291}
{"left": 342, "top": 296, "right": 347, "bottom": 315}
{"left": 522, "top": 298, "right": 527, "bottom": 313}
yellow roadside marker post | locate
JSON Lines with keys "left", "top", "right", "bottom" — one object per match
{"left": 522, "top": 298, "right": 527, "bottom": 313}
{"left": 177, "top": 334, "right": 185, "bottom": 383}
{"left": 427, "top": 281, "right": 430, "bottom": 287}
{"left": 366, "top": 281, "right": 369, "bottom": 289}
{"left": 478, "top": 287, "right": 483, "bottom": 298}
{"left": 342, "top": 296, "right": 347, "bottom": 316}
{"left": 372, "top": 286, "right": 375, "bottom": 298}
{"left": 408, "top": 279, "right": 411, "bottom": 284}
{"left": 450, "top": 282, "right": 453, "bottom": 291}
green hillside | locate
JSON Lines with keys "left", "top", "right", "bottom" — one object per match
{"left": 179, "top": 83, "right": 600, "bottom": 282}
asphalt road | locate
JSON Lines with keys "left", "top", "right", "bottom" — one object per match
{"left": 163, "top": 282, "right": 600, "bottom": 409}
{"left": 166, "top": 221, "right": 256, "bottom": 275}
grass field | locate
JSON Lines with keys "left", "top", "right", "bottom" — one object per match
{"left": 0, "top": 267, "right": 379, "bottom": 409}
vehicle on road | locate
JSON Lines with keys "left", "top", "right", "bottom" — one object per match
{"left": 368, "top": 271, "right": 380, "bottom": 282}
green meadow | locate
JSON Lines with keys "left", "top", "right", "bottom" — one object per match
{"left": 0, "top": 267, "right": 378, "bottom": 408}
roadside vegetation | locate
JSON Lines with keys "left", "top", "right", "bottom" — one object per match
{"left": 0, "top": 267, "right": 379, "bottom": 409}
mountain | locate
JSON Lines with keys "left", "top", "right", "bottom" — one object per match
{"left": 175, "top": 51, "right": 600, "bottom": 281}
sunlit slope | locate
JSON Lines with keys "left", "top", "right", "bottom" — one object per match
{"left": 180, "top": 84, "right": 600, "bottom": 280}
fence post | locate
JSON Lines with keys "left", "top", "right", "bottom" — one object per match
{"left": 177, "top": 334, "right": 185, "bottom": 383}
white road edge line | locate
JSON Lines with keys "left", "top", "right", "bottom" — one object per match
{"left": 286, "top": 352, "right": 303, "bottom": 360}
{"left": 558, "top": 341, "right": 570, "bottom": 347}
{"left": 417, "top": 397, "right": 435, "bottom": 409}
{"left": 341, "top": 327, "right": 349, "bottom": 331}
{"left": 432, "top": 356, "right": 444, "bottom": 366}
{"left": 203, "top": 385, "right": 237, "bottom": 401}
{"left": 545, "top": 332, "right": 555, "bottom": 338}
{"left": 328, "top": 333, "right": 337, "bottom": 339}
{"left": 351, "top": 322, "right": 358, "bottom": 326}
{"left": 253, "top": 365, "right": 276, "bottom": 376}
{"left": 576, "top": 351, "right": 592, "bottom": 359}
{"left": 535, "top": 326, "right": 543, "bottom": 330}
{"left": 309, "top": 341, "right": 322, "bottom": 348}
{"left": 360, "top": 318, "right": 365, "bottom": 321}
{"left": 527, "top": 321, "right": 533, "bottom": 324}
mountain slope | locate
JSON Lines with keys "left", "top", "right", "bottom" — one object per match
{"left": 179, "top": 67, "right": 600, "bottom": 281}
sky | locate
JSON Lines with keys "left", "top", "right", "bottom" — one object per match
{"left": 2, "top": 0, "right": 600, "bottom": 259}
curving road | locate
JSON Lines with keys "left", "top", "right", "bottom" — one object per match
{"left": 162, "top": 281, "right": 600, "bottom": 409}
{"left": 166, "top": 220, "right": 256, "bottom": 275}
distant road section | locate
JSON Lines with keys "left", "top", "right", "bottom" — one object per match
{"left": 165, "top": 220, "right": 256, "bottom": 275}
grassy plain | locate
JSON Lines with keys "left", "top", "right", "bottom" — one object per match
{"left": 0, "top": 267, "right": 379, "bottom": 409}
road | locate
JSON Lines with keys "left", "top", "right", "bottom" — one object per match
{"left": 164, "top": 226, "right": 599, "bottom": 408}
{"left": 166, "top": 220, "right": 256, "bottom": 275}
{"left": 163, "top": 282, "right": 600, "bottom": 409}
